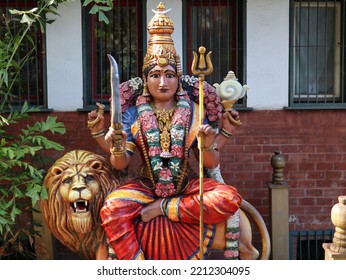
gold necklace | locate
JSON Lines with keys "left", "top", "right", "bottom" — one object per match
{"left": 151, "top": 103, "right": 176, "bottom": 157}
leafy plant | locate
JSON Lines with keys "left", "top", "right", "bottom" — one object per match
{"left": 0, "top": 0, "right": 115, "bottom": 260}
{"left": 82, "top": 0, "right": 113, "bottom": 24}
{"left": 0, "top": 0, "right": 68, "bottom": 259}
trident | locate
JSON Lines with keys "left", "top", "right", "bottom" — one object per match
{"left": 191, "top": 46, "right": 213, "bottom": 260}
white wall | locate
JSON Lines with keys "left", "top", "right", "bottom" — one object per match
{"left": 247, "top": 0, "right": 290, "bottom": 109}
{"left": 46, "top": 0, "right": 290, "bottom": 111}
{"left": 46, "top": 0, "right": 83, "bottom": 111}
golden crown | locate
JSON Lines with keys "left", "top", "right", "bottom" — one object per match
{"left": 143, "top": 2, "right": 182, "bottom": 76}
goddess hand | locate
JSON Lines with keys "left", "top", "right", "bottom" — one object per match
{"left": 105, "top": 126, "right": 126, "bottom": 153}
{"left": 198, "top": 124, "right": 217, "bottom": 149}
{"left": 87, "top": 103, "right": 105, "bottom": 133}
{"left": 222, "top": 109, "right": 240, "bottom": 133}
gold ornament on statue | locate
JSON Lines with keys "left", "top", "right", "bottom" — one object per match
{"left": 152, "top": 105, "right": 176, "bottom": 158}
{"left": 143, "top": 2, "right": 182, "bottom": 77}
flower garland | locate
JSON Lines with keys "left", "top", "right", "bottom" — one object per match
{"left": 224, "top": 209, "right": 240, "bottom": 260}
{"left": 136, "top": 91, "right": 191, "bottom": 197}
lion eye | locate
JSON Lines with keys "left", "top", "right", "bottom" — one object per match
{"left": 62, "top": 177, "right": 72, "bottom": 184}
{"left": 84, "top": 175, "right": 94, "bottom": 183}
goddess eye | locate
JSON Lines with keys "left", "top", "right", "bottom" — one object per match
{"left": 166, "top": 73, "right": 176, "bottom": 78}
{"left": 149, "top": 72, "right": 160, "bottom": 78}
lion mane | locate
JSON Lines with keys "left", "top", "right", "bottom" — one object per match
{"left": 41, "top": 150, "right": 120, "bottom": 260}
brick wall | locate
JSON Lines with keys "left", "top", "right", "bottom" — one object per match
{"left": 10, "top": 109, "right": 345, "bottom": 236}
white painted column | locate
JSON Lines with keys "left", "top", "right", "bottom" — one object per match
{"left": 46, "top": 1, "right": 83, "bottom": 111}
{"left": 247, "top": 0, "right": 290, "bottom": 109}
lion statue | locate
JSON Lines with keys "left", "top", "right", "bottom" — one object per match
{"left": 41, "top": 150, "right": 121, "bottom": 260}
{"left": 41, "top": 150, "right": 270, "bottom": 260}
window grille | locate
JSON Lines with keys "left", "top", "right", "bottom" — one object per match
{"left": 82, "top": 0, "right": 144, "bottom": 107}
{"left": 183, "top": 0, "right": 246, "bottom": 107}
{"left": 0, "top": 0, "right": 46, "bottom": 108}
{"left": 289, "top": 0, "right": 346, "bottom": 107}
{"left": 289, "top": 229, "right": 334, "bottom": 260}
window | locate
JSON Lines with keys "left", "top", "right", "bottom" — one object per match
{"left": 183, "top": 0, "right": 246, "bottom": 106}
{"left": 0, "top": 0, "right": 46, "bottom": 108}
{"left": 290, "top": 0, "right": 346, "bottom": 106}
{"left": 82, "top": 0, "right": 144, "bottom": 107}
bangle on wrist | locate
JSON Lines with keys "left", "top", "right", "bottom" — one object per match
{"left": 110, "top": 150, "right": 126, "bottom": 156}
{"left": 220, "top": 128, "right": 233, "bottom": 139}
{"left": 110, "top": 146, "right": 126, "bottom": 156}
{"left": 91, "top": 130, "right": 105, "bottom": 138}
{"left": 201, "top": 142, "right": 219, "bottom": 152}
{"left": 160, "top": 198, "right": 167, "bottom": 216}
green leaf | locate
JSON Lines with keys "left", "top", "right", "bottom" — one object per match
{"left": 41, "top": 137, "right": 64, "bottom": 150}
{"left": 13, "top": 184, "right": 28, "bottom": 198}
{"left": 89, "top": 4, "right": 100, "bottom": 14}
{"left": 0, "top": 69, "right": 9, "bottom": 86}
{"left": 9, "top": 9, "right": 24, "bottom": 15}
{"left": 98, "top": 6, "right": 112, "bottom": 12}
{"left": 21, "top": 101, "right": 29, "bottom": 114}
{"left": 5, "top": 198, "right": 14, "bottom": 209}
{"left": 28, "top": 7, "right": 39, "bottom": 13}
{"left": 26, "top": 184, "right": 42, "bottom": 206}
{"left": 7, "top": 148, "right": 15, "bottom": 159}
{"left": 83, "top": 0, "right": 95, "bottom": 6}
{"left": 28, "top": 146, "right": 42, "bottom": 156}
{"left": 20, "top": 14, "right": 34, "bottom": 25}
{"left": 98, "top": 11, "right": 109, "bottom": 24}
{"left": 10, "top": 206, "right": 22, "bottom": 221}
{"left": 40, "top": 187, "right": 48, "bottom": 200}
{"left": 0, "top": 216, "right": 11, "bottom": 225}
{"left": 27, "top": 164, "right": 35, "bottom": 177}
{"left": 40, "top": 116, "right": 66, "bottom": 134}
{"left": 44, "top": 7, "right": 60, "bottom": 16}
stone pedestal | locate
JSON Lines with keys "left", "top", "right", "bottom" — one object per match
{"left": 323, "top": 243, "right": 346, "bottom": 260}
{"left": 269, "top": 150, "right": 289, "bottom": 259}
{"left": 323, "top": 195, "right": 346, "bottom": 260}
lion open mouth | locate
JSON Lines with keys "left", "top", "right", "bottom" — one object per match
{"left": 71, "top": 200, "right": 89, "bottom": 213}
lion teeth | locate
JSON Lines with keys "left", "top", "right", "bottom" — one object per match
{"left": 73, "top": 201, "right": 89, "bottom": 213}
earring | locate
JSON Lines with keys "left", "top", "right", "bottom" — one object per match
{"left": 142, "top": 83, "right": 151, "bottom": 97}
{"left": 176, "top": 83, "right": 185, "bottom": 96}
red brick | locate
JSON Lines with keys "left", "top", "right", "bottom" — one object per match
{"left": 325, "top": 171, "right": 343, "bottom": 180}
{"left": 316, "top": 162, "right": 334, "bottom": 170}
{"left": 289, "top": 171, "right": 308, "bottom": 180}
{"left": 325, "top": 153, "right": 343, "bottom": 162}
{"left": 334, "top": 162, "right": 346, "bottom": 170}
{"left": 305, "top": 189, "right": 323, "bottom": 197}
{"left": 289, "top": 188, "right": 305, "bottom": 197}
{"left": 307, "top": 171, "right": 325, "bottom": 180}
{"left": 243, "top": 145, "right": 262, "bottom": 154}
{"left": 298, "top": 162, "right": 316, "bottom": 171}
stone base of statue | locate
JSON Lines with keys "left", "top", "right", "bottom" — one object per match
{"left": 323, "top": 243, "right": 346, "bottom": 260}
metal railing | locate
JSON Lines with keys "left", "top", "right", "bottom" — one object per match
{"left": 289, "top": 229, "right": 334, "bottom": 260}
{"left": 290, "top": 0, "right": 346, "bottom": 107}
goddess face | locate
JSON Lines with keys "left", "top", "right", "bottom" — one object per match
{"left": 146, "top": 65, "right": 178, "bottom": 104}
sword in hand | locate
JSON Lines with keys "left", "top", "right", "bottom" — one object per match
{"left": 107, "top": 54, "right": 126, "bottom": 156}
